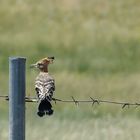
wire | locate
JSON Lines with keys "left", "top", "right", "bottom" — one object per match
{"left": 0, "top": 95, "right": 140, "bottom": 109}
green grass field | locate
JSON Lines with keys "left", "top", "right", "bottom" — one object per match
{"left": 0, "top": 0, "right": 140, "bottom": 139}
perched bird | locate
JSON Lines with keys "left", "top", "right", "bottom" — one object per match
{"left": 30, "top": 57, "right": 55, "bottom": 117}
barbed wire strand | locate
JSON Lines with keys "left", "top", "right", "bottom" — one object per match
{"left": 1, "top": 95, "right": 140, "bottom": 109}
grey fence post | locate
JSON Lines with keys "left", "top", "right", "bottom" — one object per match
{"left": 9, "top": 57, "right": 26, "bottom": 140}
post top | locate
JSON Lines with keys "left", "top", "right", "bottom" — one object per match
{"left": 9, "top": 57, "right": 26, "bottom": 61}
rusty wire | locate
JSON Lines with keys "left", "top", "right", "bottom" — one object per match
{"left": 1, "top": 95, "right": 140, "bottom": 109}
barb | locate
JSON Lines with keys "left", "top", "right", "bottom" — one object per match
{"left": 71, "top": 96, "right": 79, "bottom": 106}
{"left": 90, "top": 97, "right": 100, "bottom": 106}
{"left": 0, "top": 95, "right": 140, "bottom": 109}
{"left": 122, "top": 103, "right": 130, "bottom": 109}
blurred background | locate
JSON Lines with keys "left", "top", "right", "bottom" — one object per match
{"left": 0, "top": 0, "right": 140, "bottom": 139}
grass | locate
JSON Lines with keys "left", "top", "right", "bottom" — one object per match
{"left": 0, "top": 0, "right": 140, "bottom": 139}
{"left": 25, "top": 116, "right": 140, "bottom": 140}
{"left": 1, "top": 112, "right": 140, "bottom": 140}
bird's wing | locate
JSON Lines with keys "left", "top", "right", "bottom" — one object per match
{"left": 35, "top": 74, "right": 55, "bottom": 102}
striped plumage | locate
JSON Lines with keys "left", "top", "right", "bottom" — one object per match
{"left": 31, "top": 57, "right": 55, "bottom": 117}
{"left": 35, "top": 72, "right": 55, "bottom": 102}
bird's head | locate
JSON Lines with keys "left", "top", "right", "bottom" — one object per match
{"left": 30, "top": 57, "right": 54, "bottom": 72}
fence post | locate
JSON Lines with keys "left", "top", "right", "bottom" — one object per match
{"left": 9, "top": 57, "right": 26, "bottom": 140}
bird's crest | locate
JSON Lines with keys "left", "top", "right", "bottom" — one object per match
{"left": 30, "top": 56, "right": 55, "bottom": 69}
{"left": 37, "top": 57, "right": 54, "bottom": 64}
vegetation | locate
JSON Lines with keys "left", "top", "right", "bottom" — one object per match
{"left": 0, "top": 0, "right": 140, "bottom": 139}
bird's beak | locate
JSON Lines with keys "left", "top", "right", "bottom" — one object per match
{"left": 30, "top": 63, "right": 38, "bottom": 68}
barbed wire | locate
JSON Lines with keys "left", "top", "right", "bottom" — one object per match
{"left": 0, "top": 95, "right": 140, "bottom": 109}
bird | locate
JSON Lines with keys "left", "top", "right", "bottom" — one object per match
{"left": 30, "top": 57, "right": 55, "bottom": 117}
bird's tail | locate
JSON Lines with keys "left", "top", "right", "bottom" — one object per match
{"left": 37, "top": 100, "right": 53, "bottom": 117}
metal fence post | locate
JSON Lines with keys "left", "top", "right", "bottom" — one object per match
{"left": 9, "top": 57, "right": 26, "bottom": 140}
